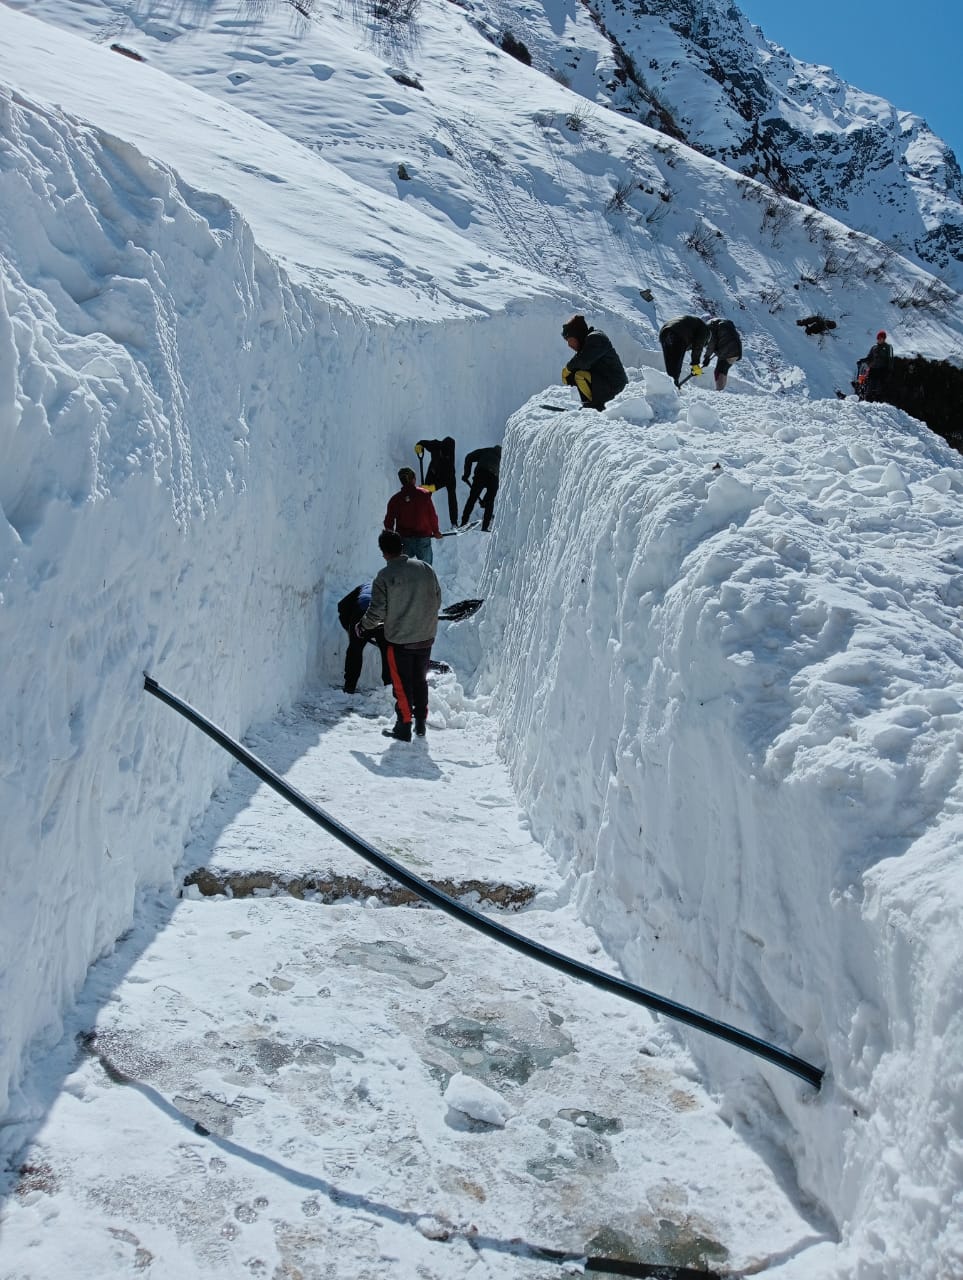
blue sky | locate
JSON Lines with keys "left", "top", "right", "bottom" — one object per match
{"left": 737, "top": 1, "right": 962, "bottom": 161}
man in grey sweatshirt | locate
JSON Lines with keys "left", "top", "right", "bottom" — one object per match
{"left": 359, "top": 529, "right": 442, "bottom": 741}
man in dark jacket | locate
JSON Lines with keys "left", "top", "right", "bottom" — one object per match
{"left": 658, "top": 315, "right": 709, "bottom": 388}
{"left": 337, "top": 583, "right": 391, "bottom": 694}
{"left": 702, "top": 317, "right": 743, "bottom": 391}
{"left": 461, "top": 445, "right": 502, "bottom": 531}
{"left": 561, "top": 314, "right": 628, "bottom": 410}
{"left": 863, "top": 330, "right": 894, "bottom": 402}
{"left": 359, "top": 530, "right": 442, "bottom": 741}
{"left": 414, "top": 436, "right": 458, "bottom": 527}
{"left": 384, "top": 467, "right": 442, "bottom": 564}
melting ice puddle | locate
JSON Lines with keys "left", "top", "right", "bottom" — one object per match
{"left": 333, "top": 939, "right": 447, "bottom": 988}
{"left": 427, "top": 1011, "right": 574, "bottom": 1085}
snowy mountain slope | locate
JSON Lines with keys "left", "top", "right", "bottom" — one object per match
{"left": 555, "top": 0, "right": 963, "bottom": 291}
{"left": 0, "top": 7, "right": 558, "bottom": 319}
{"left": 9, "top": 0, "right": 963, "bottom": 398}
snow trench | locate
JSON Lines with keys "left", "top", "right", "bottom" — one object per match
{"left": 477, "top": 386, "right": 963, "bottom": 1278}
{"left": 0, "top": 86, "right": 561, "bottom": 1117}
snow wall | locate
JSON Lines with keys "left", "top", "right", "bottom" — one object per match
{"left": 0, "top": 87, "right": 563, "bottom": 1116}
{"left": 477, "top": 384, "right": 963, "bottom": 1277}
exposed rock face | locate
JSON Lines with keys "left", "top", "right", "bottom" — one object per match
{"left": 589, "top": 0, "right": 963, "bottom": 289}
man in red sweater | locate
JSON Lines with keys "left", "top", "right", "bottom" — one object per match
{"left": 384, "top": 467, "right": 442, "bottom": 563}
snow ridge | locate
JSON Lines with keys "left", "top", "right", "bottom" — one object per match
{"left": 0, "top": 81, "right": 562, "bottom": 1115}
{"left": 478, "top": 376, "right": 963, "bottom": 1277}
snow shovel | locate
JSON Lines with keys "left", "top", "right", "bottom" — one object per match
{"left": 439, "top": 598, "right": 483, "bottom": 621}
{"left": 440, "top": 521, "right": 481, "bottom": 537}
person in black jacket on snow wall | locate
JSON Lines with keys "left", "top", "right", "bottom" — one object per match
{"left": 414, "top": 436, "right": 458, "bottom": 527}
{"left": 702, "top": 317, "right": 743, "bottom": 391}
{"left": 561, "top": 314, "right": 628, "bottom": 410}
{"left": 658, "top": 315, "right": 709, "bottom": 388}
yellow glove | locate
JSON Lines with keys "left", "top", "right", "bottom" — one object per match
{"left": 562, "top": 366, "right": 573, "bottom": 385}
{"left": 414, "top": 443, "right": 424, "bottom": 457}
{"left": 691, "top": 364, "right": 703, "bottom": 376}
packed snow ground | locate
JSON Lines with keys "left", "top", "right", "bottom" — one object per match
{"left": 0, "top": 646, "right": 832, "bottom": 1277}
{"left": 3, "top": 0, "right": 963, "bottom": 1275}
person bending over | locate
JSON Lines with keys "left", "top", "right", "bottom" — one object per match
{"left": 658, "top": 315, "right": 709, "bottom": 388}
{"left": 337, "top": 582, "right": 390, "bottom": 694}
{"left": 461, "top": 445, "right": 502, "bottom": 531}
{"left": 702, "top": 317, "right": 743, "bottom": 391}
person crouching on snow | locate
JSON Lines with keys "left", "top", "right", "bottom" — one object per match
{"left": 561, "top": 314, "right": 628, "bottom": 410}
{"left": 337, "top": 582, "right": 390, "bottom": 695}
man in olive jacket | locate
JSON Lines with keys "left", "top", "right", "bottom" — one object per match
{"left": 561, "top": 314, "right": 628, "bottom": 410}
{"left": 359, "top": 529, "right": 442, "bottom": 741}
{"left": 863, "top": 329, "right": 894, "bottom": 402}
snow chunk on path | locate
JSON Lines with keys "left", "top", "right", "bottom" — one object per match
{"left": 443, "top": 1072, "right": 513, "bottom": 1127}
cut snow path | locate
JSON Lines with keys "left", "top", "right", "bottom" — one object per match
{"left": 177, "top": 678, "right": 559, "bottom": 908}
{"left": 0, "top": 683, "right": 831, "bottom": 1277}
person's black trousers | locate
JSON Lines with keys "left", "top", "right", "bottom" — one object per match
{"left": 462, "top": 470, "right": 499, "bottom": 530}
{"left": 344, "top": 627, "right": 390, "bottom": 693}
{"left": 386, "top": 642, "right": 432, "bottom": 724}
{"left": 660, "top": 334, "right": 685, "bottom": 385}
{"left": 439, "top": 480, "right": 458, "bottom": 526}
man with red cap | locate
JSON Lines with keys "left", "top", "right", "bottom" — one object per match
{"left": 864, "top": 330, "right": 894, "bottom": 402}
{"left": 561, "top": 314, "right": 627, "bottom": 410}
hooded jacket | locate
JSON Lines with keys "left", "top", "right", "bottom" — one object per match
{"left": 562, "top": 329, "right": 628, "bottom": 409}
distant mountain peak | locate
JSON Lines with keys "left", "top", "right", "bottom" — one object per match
{"left": 586, "top": 0, "right": 963, "bottom": 288}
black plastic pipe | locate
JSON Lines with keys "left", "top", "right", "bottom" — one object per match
{"left": 144, "top": 675, "right": 824, "bottom": 1090}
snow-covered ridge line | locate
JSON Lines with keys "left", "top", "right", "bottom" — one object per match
{"left": 0, "top": 83, "right": 562, "bottom": 1117}
{"left": 8, "top": 0, "right": 963, "bottom": 406}
{"left": 479, "top": 380, "right": 963, "bottom": 1276}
